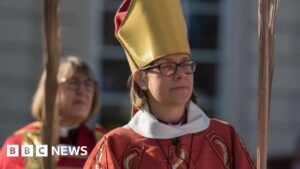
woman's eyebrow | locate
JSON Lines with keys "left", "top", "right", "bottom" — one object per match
{"left": 152, "top": 58, "right": 171, "bottom": 64}
{"left": 158, "top": 57, "right": 173, "bottom": 61}
{"left": 154, "top": 55, "right": 190, "bottom": 64}
{"left": 180, "top": 57, "right": 190, "bottom": 61}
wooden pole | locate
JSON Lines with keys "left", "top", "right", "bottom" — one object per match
{"left": 41, "top": 0, "right": 61, "bottom": 168}
{"left": 257, "top": 0, "right": 278, "bottom": 169}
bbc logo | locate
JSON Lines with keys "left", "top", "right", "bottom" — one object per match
{"left": 7, "top": 144, "right": 88, "bottom": 157}
{"left": 7, "top": 145, "right": 48, "bottom": 157}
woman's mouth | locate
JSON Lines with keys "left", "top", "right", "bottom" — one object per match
{"left": 170, "top": 86, "right": 189, "bottom": 91}
{"left": 73, "top": 100, "right": 86, "bottom": 105}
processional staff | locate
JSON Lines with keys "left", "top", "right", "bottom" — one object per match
{"left": 41, "top": 0, "right": 61, "bottom": 168}
{"left": 257, "top": 0, "right": 279, "bottom": 169}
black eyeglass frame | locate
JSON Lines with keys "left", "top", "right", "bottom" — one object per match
{"left": 139, "top": 60, "right": 197, "bottom": 76}
{"left": 59, "top": 77, "right": 98, "bottom": 92}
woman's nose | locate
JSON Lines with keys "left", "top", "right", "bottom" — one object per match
{"left": 173, "top": 66, "right": 186, "bottom": 80}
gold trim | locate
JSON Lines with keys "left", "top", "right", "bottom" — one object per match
{"left": 213, "top": 139, "right": 230, "bottom": 169}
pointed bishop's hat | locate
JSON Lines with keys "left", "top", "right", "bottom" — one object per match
{"left": 115, "top": 0, "right": 191, "bottom": 73}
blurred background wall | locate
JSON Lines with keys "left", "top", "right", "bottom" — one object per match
{"left": 0, "top": 0, "right": 299, "bottom": 167}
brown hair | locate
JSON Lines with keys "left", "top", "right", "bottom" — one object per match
{"left": 31, "top": 56, "right": 101, "bottom": 120}
{"left": 127, "top": 73, "right": 197, "bottom": 109}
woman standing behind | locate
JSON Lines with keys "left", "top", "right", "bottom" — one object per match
{"left": 0, "top": 56, "right": 106, "bottom": 169}
{"left": 84, "top": 0, "right": 256, "bottom": 168}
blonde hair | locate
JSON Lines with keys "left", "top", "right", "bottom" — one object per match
{"left": 127, "top": 73, "right": 197, "bottom": 109}
{"left": 31, "top": 56, "right": 100, "bottom": 120}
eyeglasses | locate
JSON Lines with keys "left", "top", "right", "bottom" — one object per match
{"left": 140, "top": 60, "right": 197, "bottom": 76}
{"left": 59, "top": 77, "right": 97, "bottom": 92}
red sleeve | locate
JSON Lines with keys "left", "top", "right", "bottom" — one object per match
{"left": 230, "top": 126, "right": 256, "bottom": 169}
{"left": 207, "top": 119, "right": 256, "bottom": 169}
{"left": 0, "top": 134, "right": 25, "bottom": 169}
{"left": 84, "top": 136, "right": 121, "bottom": 169}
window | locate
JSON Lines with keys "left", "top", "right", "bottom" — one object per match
{"left": 102, "top": 59, "right": 130, "bottom": 92}
{"left": 103, "top": 11, "right": 119, "bottom": 46}
{"left": 189, "top": 15, "right": 219, "bottom": 49}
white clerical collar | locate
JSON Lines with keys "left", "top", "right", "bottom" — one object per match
{"left": 125, "top": 102, "right": 211, "bottom": 139}
{"left": 59, "top": 124, "right": 79, "bottom": 137}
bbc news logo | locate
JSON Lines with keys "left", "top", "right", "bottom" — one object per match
{"left": 7, "top": 145, "right": 88, "bottom": 157}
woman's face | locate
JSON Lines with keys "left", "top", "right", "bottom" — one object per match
{"left": 144, "top": 54, "right": 194, "bottom": 107}
{"left": 57, "top": 71, "right": 95, "bottom": 126}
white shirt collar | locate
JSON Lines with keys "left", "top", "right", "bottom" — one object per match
{"left": 125, "top": 102, "right": 211, "bottom": 139}
{"left": 59, "top": 124, "right": 79, "bottom": 137}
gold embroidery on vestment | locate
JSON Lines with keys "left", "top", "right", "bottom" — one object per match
{"left": 213, "top": 139, "right": 230, "bottom": 169}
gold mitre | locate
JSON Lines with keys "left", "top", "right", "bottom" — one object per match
{"left": 115, "top": 0, "right": 191, "bottom": 73}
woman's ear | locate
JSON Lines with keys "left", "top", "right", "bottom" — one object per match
{"left": 133, "top": 71, "right": 148, "bottom": 90}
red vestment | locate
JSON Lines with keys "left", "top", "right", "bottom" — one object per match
{"left": 84, "top": 119, "right": 255, "bottom": 169}
{"left": 0, "top": 121, "right": 106, "bottom": 169}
